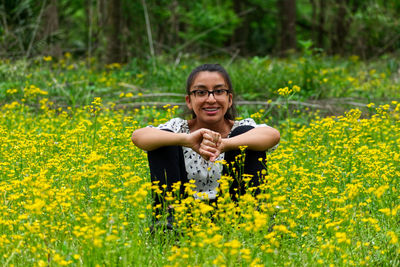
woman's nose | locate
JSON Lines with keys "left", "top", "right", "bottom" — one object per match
{"left": 206, "top": 93, "right": 217, "bottom": 102}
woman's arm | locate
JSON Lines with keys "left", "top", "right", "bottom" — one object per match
{"left": 220, "top": 126, "right": 280, "bottom": 152}
{"left": 131, "top": 127, "right": 190, "bottom": 151}
{"left": 131, "top": 127, "right": 221, "bottom": 158}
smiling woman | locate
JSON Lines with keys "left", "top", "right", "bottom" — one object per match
{"left": 185, "top": 70, "right": 233, "bottom": 133}
{"left": 131, "top": 64, "right": 280, "bottom": 230}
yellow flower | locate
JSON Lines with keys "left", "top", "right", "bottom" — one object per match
{"left": 387, "top": 231, "right": 398, "bottom": 244}
{"left": 378, "top": 208, "right": 391, "bottom": 216}
{"left": 106, "top": 235, "right": 119, "bottom": 241}
{"left": 374, "top": 185, "right": 389, "bottom": 198}
{"left": 292, "top": 85, "right": 301, "bottom": 92}
{"left": 335, "top": 232, "right": 350, "bottom": 244}
{"left": 224, "top": 239, "right": 241, "bottom": 249}
{"left": 277, "top": 87, "right": 292, "bottom": 96}
{"left": 6, "top": 88, "right": 18, "bottom": 95}
{"left": 91, "top": 97, "right": 103, "bottom": 106}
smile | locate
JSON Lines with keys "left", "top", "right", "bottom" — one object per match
{"left": 202, "top": 107, "right": 220, "bottom": 115}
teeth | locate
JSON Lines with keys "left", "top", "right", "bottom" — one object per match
{"left": 204, "top": 108, "right": 218, "bottom": 111}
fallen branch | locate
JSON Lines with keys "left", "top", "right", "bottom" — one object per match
{"left": 120, "top": 93, "right": 185, "bottom": 100}
{"left": 114, "top": 100, "right": 324, "bottom": 109}
{"left": 118, "top": 82, "right": 139, "bottom": 90}
{"left": 112, "top": 99, "right": 384, "bottom": 110}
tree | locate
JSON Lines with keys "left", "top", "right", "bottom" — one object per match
{"left": 278, "top": 0, "right": 297, "bottom": 56}
{"left": 330, "top": 0, "right": 348, "bottom": 54}
{"left": 105, "top": 0, "right": 122, "bottom": 63}
{"left": 310, "top": 0, "right": 326, "bottom": 49}
{"left": 42, "top": 0, "right": 61, "bottom": 57}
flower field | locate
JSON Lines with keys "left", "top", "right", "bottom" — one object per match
{"left": 0, "top": 89, "right": 399, "bottom": 266}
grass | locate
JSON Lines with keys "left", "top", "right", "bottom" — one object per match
{"left": 1, "top": 54, "right": 399, "bottom": 109}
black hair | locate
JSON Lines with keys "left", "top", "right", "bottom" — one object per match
{"left": 185, "top": 63, "right": 237, "bottom": 120}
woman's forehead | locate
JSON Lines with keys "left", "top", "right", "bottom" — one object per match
{"left": 192, "top": 71, "right": 227, "bottom": 86}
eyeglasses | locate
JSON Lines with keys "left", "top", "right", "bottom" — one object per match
{"left": 189, "top": 89, "right": 230, "bottom": 99}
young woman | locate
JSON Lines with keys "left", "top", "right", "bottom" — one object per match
{"left": 131, "top": 64, "right": 280, "bottom": 217}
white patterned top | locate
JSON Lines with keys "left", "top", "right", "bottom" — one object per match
{"left": 151, "top": 118, "right": 278, "bottom": 200}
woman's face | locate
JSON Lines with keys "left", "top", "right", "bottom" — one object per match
{"left": 185, "top": 71, "right": 233, "bottom": 125}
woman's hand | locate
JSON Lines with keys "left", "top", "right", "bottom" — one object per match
{"left": 132, "top": 126, "right": 225, "bottom": 161}
{"left": 199, "top": 130, "right": 222, "bottom": 162}
{"left": 188, "top": 129, "right": 222, "bottom": 162}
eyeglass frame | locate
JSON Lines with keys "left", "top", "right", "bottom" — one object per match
{"left": 188, "top": 89, "right": 231, "bottom": 98}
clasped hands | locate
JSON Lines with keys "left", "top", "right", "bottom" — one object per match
{"left": 189, "top": 128, "right": 224, "bottom": 162}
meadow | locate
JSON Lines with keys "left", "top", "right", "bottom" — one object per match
{"left": 0, "top": 56, "right": 400, "bottom": 266}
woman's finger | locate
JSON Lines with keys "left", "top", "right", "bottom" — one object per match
{"left": 213, "top": 132, "right": 221, "bottom": 142}
{"left": 202, "top": 132, "right": 214, "bottom": 142}
{"left": 201, "top": 138, "right": 216, "bottom": 148}
{"left": 200, "top": 142, "right": 219, "bottom": 154}
{"left": 203, "top": 131, "right": 221, "bottom": 145}
{"left": 198, "top": 147, "right": 215, "bottom": 161}
{"left": 200, "top": 142, "right": 218, "bottom": 153}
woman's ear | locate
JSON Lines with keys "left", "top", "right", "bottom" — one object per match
{"left": 228, "top": 93, "right": 233, "bottom": 108}
{"left": 185, "top": 95, "right": 192, "bottom": 110}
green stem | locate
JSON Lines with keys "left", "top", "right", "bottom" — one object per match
{"left": 92, "top": 114, "right": 98, "bottom": 148}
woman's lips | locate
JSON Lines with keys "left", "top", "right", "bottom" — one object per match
{"left": 203, "top": 107, "right": 219, "bottom": 115}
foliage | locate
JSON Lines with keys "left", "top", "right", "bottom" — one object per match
{"left": 178, "top": 0, "right": 239, "bottom": 51}
{"left": 1, "top": 0, "right": 400, "bottom": 60}
{"left": 346, "top": 1, "right": 400, "bottom": 56}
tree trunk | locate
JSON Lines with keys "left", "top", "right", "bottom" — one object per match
{"left": 331, "top": 0, "right": 348, "bottom": 54}
{"left": 310, "top": 0, "right": 316, "bottom": 43}
{"left": 106, "top": 0, "right": 122, "bottom": 63}
{"left": 228, "top": 0, "right": 249, "bottom": 54}
{"left": 310, "top": 0, "right": 326, "bottom": 49}
{"left": 278, "top": 0, "right": 297, "bottom": 56}
{"left": 168, "top": 0, "right": 179, "bottom": 48}
{"left": 317, "top": 0, "right": 325, "bottom": 49}
{"left": 42, "top": 0, "right": 61, "bottom": 57}
{"left": 96, "top": 0, "right": 107, "bottom": 61}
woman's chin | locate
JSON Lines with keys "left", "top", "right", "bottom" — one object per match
{"left": 198, "top": 115, "right": 225, "bottom": 125}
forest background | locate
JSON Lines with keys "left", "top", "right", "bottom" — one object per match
{"left": 2, "top": 0, "right": 400, "bottom": 61}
